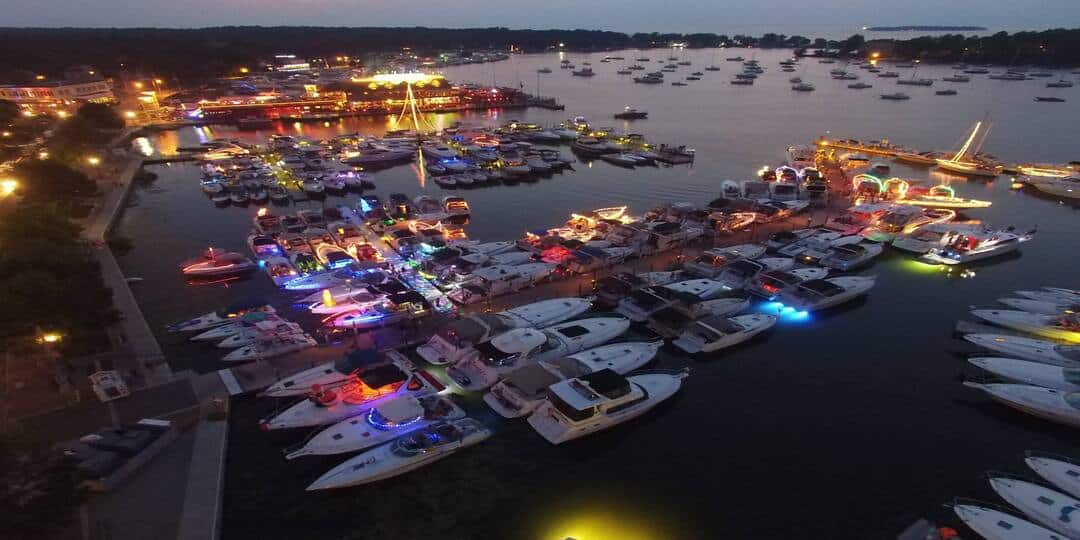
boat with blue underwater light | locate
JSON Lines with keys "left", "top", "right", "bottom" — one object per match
{"left": 672, "top": 314, "right": 777, "bottom": 354}
{"left": 775, "top": 276, "right": 877, "bottom": 312}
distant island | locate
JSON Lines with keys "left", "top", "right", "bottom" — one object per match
{"left": 865, "top": 25, "right": 988, "bottom": 32}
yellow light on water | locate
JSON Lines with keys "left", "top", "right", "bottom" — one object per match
{"left": 544, "top": 511, "right": 667, "bottom": 540}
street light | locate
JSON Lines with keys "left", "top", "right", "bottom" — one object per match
{"left": 1, "top": 179, "right": 18, "bottom": 197}
{"left": 133, "top": 81, "right": 144, "bottom": 89}
{"left": 38, "top": 332, "right": 62, "bottom": 344}
{"left": 87, "top": 156, "right": 101, "bottom": 166}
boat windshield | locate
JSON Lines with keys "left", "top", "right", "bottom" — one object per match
{"left": 831, "top": 245, "right": 865, "bottom": 260}
{"left": 392, "top": 424, "right": 461, "bottom": 456}
{"left": 474, "top": 340, "right": 522, "bottom": 366}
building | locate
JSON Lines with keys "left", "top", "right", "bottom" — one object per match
{"left": 0, "top": 67, "right": 115, "bottom": 107}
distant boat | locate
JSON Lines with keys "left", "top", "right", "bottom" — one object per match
{"left": 1035, "top": 96, "right": 1066, "bottom": 102}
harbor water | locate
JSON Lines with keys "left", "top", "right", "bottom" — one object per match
{"left": 116, "top": 48, "right": 1080, "bottom": 538}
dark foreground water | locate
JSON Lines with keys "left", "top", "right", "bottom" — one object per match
{"left": 116, "top": 48, "right": 1080, "bottom": 539}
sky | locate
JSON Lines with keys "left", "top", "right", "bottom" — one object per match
{"left": 2, "top": 0, "right": 1078, "bottom": 35}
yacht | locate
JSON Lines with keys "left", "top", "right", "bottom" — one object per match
{"left": 442, "top": 196, "right": 470, "bottom": 217}
{"left": 776, "top": 276, "right": 877, "bottom": 312}
{"left": 483, "top": 341, "right": 662, "bottom": 418}
{"left": 963, "top": 334, "right": 1080, "bottom": 367}
{"left": 306, "top": 419, "right": 491, "bottom": 490}
{"left": 1031, "top": 176, "right": 1080, "bottom": 199}
{"left": 222, "top": 333, "right": 317, "bottom": 363}
{"left": 615, "top": 279, "right": 727, "bottom": 322}
{"left": 997, "top": 297, "right": 1078, "bottom": 316}
{"left": 673, "top": 314, "right": 777, "bottom": 353}
{"left": 216, "top": 321, "right": 303, "bottom": 348}
{"left": 1026, "top": 454, "right": 1080, "bottom": 499}
{"left": 613, "top": 107, "right": 648, "bottom": 119}
{"left": 791, "top": 82, "right": 815, "bottom": 92}
{"left": 818, "top": 242, "right": 884, "bottom": 271}
{"left": 527, "top": 369, "right": 688, "bottom": 445}
{"left": 684, "top": 244, "right": 767, "bottom": 278}
{"left": 284, "top": 395, "right": 466, "bottom": 459}
{"left": 416, "top": 297, "right": 593, "bottom": 365}
{"left": 922, "top": 228, "right": 1033, "bottom": 265}
{"left": 447, "top": 262, "right": 557, "bottom": 305}
{"left": 263, "top": 349, "right": 402, "bottom": 397}
{"left": 167, "top": 300, "right": 274, "bottom": 332}
{"left": 823, "top": 204, "right": 894, "bottom": 235}
{"left": 783, "top": 233, "right": 862, "bottom": 265}
{"left": 263, "top": 256, "right": 298, "bottom": 286}
{"left": 189, "top": 312, "right": 283, "bottom": 342}
{"left": 565, "top": 246, "right": 635, "bottom": 274}
{"left": 446, "top": 317, "right": 631, "bottom": 391}
{"left": 953, "top": 504, "right": 1061, "bottom": 540}
{"left": 746, "top": 268, "right": 830, "bottom": 300}
{"left": 970, "top": 310, "right": 1080, "bottom": 343}
{"left": 894, "top": 185, "right": 993, "bottom": 209}
{"left": 714, "top": 258, "right": 795, "bottom": 290}
{"left": 880, "top": 92, "right": 911, "bottom": 100}
{"left": 765, "top": 229, "right": 816, "bottom": 252}
{"left": 282, "top": 265, "right": 388, "bottom": 292}
{"left": 307, "top": 287, "right": 384, "bottom": 315}
{"left": 861, "top": 207, "right": 955, "bottom": 243}
{"left": 968, "top": 357, "right": 1080, "bottom": 392}
{"left": 891, "top": 222, "right": 991, "bottom": 254}
{"left": 180, "top": 249, "right": 256, "bottom": 278}
{"left": 963, "top": 382, "right": 1080, "bottom": 429}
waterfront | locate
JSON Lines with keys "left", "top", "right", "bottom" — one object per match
{"left": 114, "top": 48, "right": 1080, "bottom": 539}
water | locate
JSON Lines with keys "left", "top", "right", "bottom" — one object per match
{"left": 116, "top": 48, "right": 1080, "bottom": 539}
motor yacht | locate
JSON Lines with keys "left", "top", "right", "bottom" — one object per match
{"left": 565, "top": 246, "right": 635, "bottom": 274}
{"left": 446, "top": 316, "right": 630, "bottom": 391}
{"left": 891, "top": 222, "right": 989, "bottom": 254}
{"left": 824, "top": 203, "right": 894, "bottom": 235}
{"left": 615, "top": 279, "right": 727, "bottom": 322}
{"left": 527, "top": 369, "right": 687, "bottom": 445}
{"left": 284, "top": 394, "right": 466, "bottom": 459}
{"left": 683, "top": 244, "right": 767, "bottom": 278}
{"left": 595, "top": 271, "right": 684, "bottom": 305}
{"left": 1031, "top": 176, "right": 1080, "bottom": 200}
{"left": 922, "top": 228, "right": 1033, "bottom": 265}
{"left": 306, "top": 418, "right": 490, "bottom": 490}
{"left": 167, "top": 300, "right": 274, "bottom": 333}
{"left": 969, "top": 357, "right": 1080, "bottom": 392}
{"left": 216, "top": 321, "right": 303, "bottom": 349}
{"left": 963, "top": 334, "right": 1080, "bottom": 368}
{"left": 861, "top": 207, "right": 955, "bottom": 243}
{"left": 776, "top": 276, "right": 877, "bottom": 312}
{"left": 963, "top": 382, "right": 1080, "bottom": 429}
{"left": 1017, "top": 288, "right": 1080, "bottom": 304}
{"left": 483, "top": 341, "right": 662, "bottom": 418}
{"left": 222, "top": 333, "right": 317, "bottom": 363}
{"left": 442, "top": 196, "right": 470, "bottom": 217}
{"left": 997, "top": 297, "right": 1078, "bottom": 316}
{"left": 416, "top": 297, "right": 593, "bottom": 365}
{"left": 263, "top": 349, "right": 401, "bottom": 397}
{"left": 188, "top": 311, "right": 281, "bottom": 341}
{"left": 953, "top": 504, "right": 1061, "bottom": 540}
{"left": 971, "top": 310, "right": 1080, "bottom": 343}
{"left": 672, "top": 314, "right": 777, "bottom": 353}
{"left": 782, "top": 233, "right": 862, "bottom": 264}
{"left": 714, "top": 258, "right": 795, "bottom": 290}
{"left": 819, "top": 242, "right": 884, "bottom": 271}
{"left": 307, "top": 286, "right": 384, "bottom": 315}
{"left": 895, "top": 185, "right": 993, "bottom": 209}
{"left": 746, "top": 268, "right": 830, "bottom": 300}
{"left": 283, "top": 266, "right": 387, "bottom": 292}
{"left": 447, "top": 263, "right": 557, "bottom": 305}
{"left": 765, "top": 229, "right": 817, "bottom": 252}
{"left": 1026, "top": 453, "right": 1080, "bottom": 499}
{"left": 180, "top": 249, "right": 256, "bottom": 278}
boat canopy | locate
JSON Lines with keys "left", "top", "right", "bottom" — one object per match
{"left": 334, "top": 349, "right": 383, "bottom": 374}
{"left": 502, "top": 362, "right": 565, "bottom": 397}
{"left": 580, "top": 369, "right": 632, "bottom": 399}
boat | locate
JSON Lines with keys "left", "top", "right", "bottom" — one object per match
{"left": 970, "top": 310, "right": 1080, "bottom": 343}
{"left": 922, "top": 228, "right": 1034, "bottom": 265}
{"left": 684, "top": 244, "right": 767, "bottom": 278}
{"left": 571, "top": 67, "right": 595, "bottom": 77}
{"left": 262, "top": 256, "right": 297, "bottom": 286}
{"left": 1035, "top": 97, "right": 1066, "bottom": 102}
{"left": 1030, "top": 176, "right": 1080, "bottom": 199}
{"left": 180, "top": 248, "right": 256, "bottom": 278}
{"left": 1026, "top": 454, "right": 1080, "bottom": 499}
{"left": 1047, "top": 80, "right": 1074, "bottom": 88}
{"left": 671, "top": 81, "right": 688, "bottom": 87}
{"left": 894, "top": 151, "right": 947, "bottom": 166}
{"left": 672, "top": 314, "right": 777, "bottom": 353}
{"left": 746, "top": 268, "right": 830, "bottom": 300}
{"left": 188, "top": 311, "right": 280, "bottom": 341}
{"left": 222, "top": 333, "right": 316, "bottom": 363}
{"left": 301, "top": 179, "right": 325, "bottom": 195}
{"left": 200, "top": 180, "right": 224, "bottom": 194}
{"left": 167, "top": 299, "right": 274, "bottom": 332}
{"left": 416, "top": 297, "right": 593, "bottom": 365}
{"left": 526, "top": 369, "right": 688, "bottom": 445}
{"left": 953, "top": 504, "right": 1062, "bottom": 540}
{"left": 215, "top": 319, "right": 303, "bottom": 348}
{"left": 306, "top": 418, "right": 491, "bottom": 490}
{"left": 284, "top": 394, "right": 466, "bottom": 459}
{"left": 776, "top": 276, "right": 877, "bottom": 312}
{"left": 283, "top": 266, "right": 387, "bottom": 292}
{"left": 447, "top": 262, "right": 557, "bottom": 305}
{"left": 997, "top": 297, "right": 1078, "bottom": 316}
{"left": 713, "top": 258, "right": 795, "bottom": 290}
{"left": 963, "top": 382, "right": 1080, "bottom": 429}
{"left": 894, "top": 184, "right": 993, "bottom": 209}
{"left": 963, "top": 334, "right": 1080, "bottom": 368}
{"left": 595, "top": 271, "right": 684, "bottom": 305}
{"left": 442, "top": 196, "right": 470, "bottom": 216}
{"left": 615, "top": 279, "right": 728, "bottom": 322}
{"left": 483, "top": 341, "right": 662, "bottom": 418}
{"left": 861, "top": 207, "right": 956, "bottom": 243}
{"left": 730, "top": 79, "right": 754, "bottom": 85}
{"left": 537, "top": 67, "right": 552, "bottom": 74}
{"left": 968, "top": 357, "right": 1080, "bottom": 392}
{"left": 791, "top": 82, "right": 815, "bottom": 92}
{"left": 818, "top": 242, "right": 884, "bottom": 271}
{"left": 936, "top": 118, "right": 1002, "bottom": 177}
{"left": 613, "top": 107, "right": 648, "bottom": 120}
{"left": 891, "top": 222, "right": 990, "bottom": 254}
{"left": 823, "top": 203, "right": 894, "bottom": 235}
{"left": 1017, "top": 289, "right": 1080, "bottom": 304}
{"left": 445, "top": 316, "right": 631, "bottom": 391}
{"left": 880, "top": 93, "right": 910, "bottom": 100}
{"left": 942, "top": 74, "right": 971, "bottom": 82}
{"left": 307, "top": 287, "right": 384, "bottom": 315}
{"left": 848, "top": 82, "right": 873, "bottom": 89}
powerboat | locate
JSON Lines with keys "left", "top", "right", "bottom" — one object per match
{"left": 284, "top": 394, "right": 466, "bottom": 459}
{"left": 824, "top": 203, "right": 894, "bottom": 235}
{"left": 1017, "top": 289, "right": 1080, "bottom": 305}
{"left": 714, "top": 258, "right": 795, "bottom": 290}
{"left": 953, "top": 504, "right": 1061, "bottom": 540}
{"left": 447, "top": 263, "right": 557, "bottom": 305}
{"left": 307, "top": 287, "right": 384, "bottom": 315}
{"left": 963, "top": 334, "right": 1080, "bottom": 367}
{"left": 818, "top": 242, "right": 884, "bottom": 271}
{"left": 894, "top": 185, "right": 993, "bottom": 209}
{"left": 765, "top": 228, "right": 816, "bottom": 252}
{"left": 997, "top": 297, "right": 1078, "bottom": 316}
{"left": 1031, "top": 176, "right": 1080, "bottom": 200}
{"left": 891, "top": 222, "right": 989, "bottom": 254}
{"left": 416, "top": 297, "right": 593, "bottom": 365}
{"left": 189, "top": 311, "right": 281, "bottom": 341}
{"left": 180, "top": 249, "right": 256, "bottom": 278}
{"left": 970, "top": 310, "right": 1080, "bottom": 343}
{"left": 615, "top": 279, "right": 727, "bottom": 322}
{"left": 446, "top": 316, "right": 630, "bottom": 391}
{"left": 283, "top": 266, "right": 387, "bottom": 292}
{"left": 442, "top": 196, "right": 470, "bottom": 217}
{"left": 263, "top": 256, "right": 298, "bottom": 286}
{"left": 963, "top": 382, "right": 1080, "bottom": 428}
{"left": 263, "top": 349, "right": 403, "bottom": 397}
{"left": 672, "top": 314, "right": 777, "bottom": 353}
{"left": 746, "top": 268, "right": 830, "bottom": 300}
{"left": 968, "top": 357, "right": 1080, "bottom": 392}
{"left": 564, "top": 246, "right": 635, "bottom": 274}
{"left": 776, "top": 276, "right": 877, "bottom": 312}
{"left": 790, "top": 234, "right": 863, "bottom": 265}
{"left": 1026, "top": 453, "right": 1080, "bottom": 499}
{"left": 222, "top": 333, "right": 317, "bottom": 363}
{"left": 483, "top": 341, "right": 662, "bottom": 418}
{"left": 683, "top": 244, "right": 767, "bottom": 278}
{"left": 306, "top": 418, "right": 490, "bottom": 490}
{"left": 167, "top": 300, "right": 274, "bottom": 332}
{"left": 526, "top": 369, "right": 688, "bottom": 445}
{"left": 922, "top": 228, "right": 1033, "bottom": 265}
{"left": 216, "top": 321, "right": 303, "bottom": 348}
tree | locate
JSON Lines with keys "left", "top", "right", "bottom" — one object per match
{"left": 0, "top": 99, "right": 17, "bottom": 125}
{"left": 812, "top": 38, "right": 828, "bottom": 49}
{"left": 75, "top": 102, "right": 124, "bottom": 131}
{"left": 0, "top": 435, "right": 87, "bottom": 540}
{"left": 840, "top": 34, "right": 866, "bottom": 53}
{"left": 11, "top": 159, "right": 96, "bottom": 204}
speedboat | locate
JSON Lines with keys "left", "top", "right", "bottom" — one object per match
{"left": 564, "top": 246, "right": 635, "bottom": 274}
{"left": 167, "top": 299, "right": 274, "bottom": 332}
{"left": 446, "top": 316, "right": 630, "bottom": 391}
{"left": 963, "top": 382, "right": 1080, "bottom": 428}
{"left": 216, "top": 321, "right": 303, "bottom": 349}
{"left": 861, "top": 207, "right": 955, "bottom": 243}
{"left": 307, "top": 287, "right": 384, "bottom": 315}
{"left": 283, "top": 266, "right": 387, "bottom": 292}
{"left": 963, "top": 334, "right": 1080, "bottom": 368}
{"left": 1017, "top": 288, "right": 1080, "bottom": 305}
{"left": 447, "top": 263, "right": 557, "bottom": 305}
{"left": 284, "top": 394, "right": 466, "bottom": 459}
{"left": 483, "top": 341, "right": 662, "bottom": 418}
{"left": 306, "top": 419, "right": 490, "bottom": 490}
{"left": 1026, "top": 453, "right": 1080, "bottom": 499}
{"left": 615, "top": 279, "right": 727, "bottom": 322}
{"left": 776, "top": 276, "right": 877, "bottom": 312}
{"left": 791, "top": 234, "right": 863, "bottom": 265}
{"left": 314, "top": 243, "right": 355, "bottom": 269}
{"left": 953, "top": 504, "right": 1061, "bottom": 540}
{"left": 970, "top": 310, "right": 1080, "bottom": 343}
{"left": 968, "top": 357, "right": 1080, "bottom": 392}
{"left": 922, "top": 228, "right": 1034, "bottom": 265}
{"left": 259, "top": 360, "right": 444, "bottom": 429}
{"left": 180, "top": 248, "right": 256, "bottom": 278}
{"left": 189, "top": 311, "right": 281, "bottom": 341}
{"left": 673, "top": 314, "right": 777, "bottom": 353}
{"left": 222, "top": 333, "right": 317, "bottom": 363}
{"left": 714, "top": 258, "right": 794, "bottom": 290}
{"left": 526, "top": 369, "right": 688, "bottom": 445}
{"left": 417, "top": 297, "right": 592, "bottom": 365}
{"left": 823, "top": 203, "right": 894, "bottom": 235}
{"left": 998, "top": 297, "right": 1078, "bottom": 316}
{"left": 442, "top": 196, "right": 470, "bottom": 217}
{"left": 746, "top": 268, "right": 830, "bottom": 300}
{"left": 683, "top": 244, "right": 767, "bottom": 278}
{"left": 263, "top": 349, "right": 403, "bottom": 397}
{"left": 819, "top": 242, "right": 884, "bottom": 271}
{"left": 263, "top": 256, "right": 298, "bottom": 286}
{"left": 891, "top": 222, "right": 989, "bottom": 254}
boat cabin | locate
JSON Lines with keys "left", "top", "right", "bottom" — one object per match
{"left": 545, "top": 369, "right": 642, "bottom": 422}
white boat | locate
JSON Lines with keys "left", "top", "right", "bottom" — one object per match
{"left": 819, "top": 242, "right": 884, "bottom": 271}
{"left": 861, "top": 207, "right": 955, "bottom": 243}
{"left": 765, "top": 228, "right": 816, "bottom": 252}
{"left": 483, "top": 341, "right": 662, "bottom": 418}
{"left": 922, "top": 228, "right": 1033, "bottom": 265}
{"left": 969, "top": 357, "right": 1080, "bottom": 391}
{"left": 222, "top": 333, "right": 316, "bottom": 363}
{"left": 776, "top": 276, "right": 877, "bottom": 312}
{"left": 998, "top": 297, "right": 1078, "bottom": 316}
{"left": 262, "top": 349, "right": 406, "bottom": 398}
{"left": 714, "top": 258, "right": 794, "bottom": 290}
{"left": 792, "top": 235, "right": 864, "bottom": 265}
{"left": 306, "top": 418, "right": 491, "bottom": 490}
{"left": 262, "top": 256, "right": 298, "bottom": 287}
{"left": 216, "top": 321, "right": 303, "bottom": 348}
{"left": 823, "top": 204, "right": 895, "bottom": 235}
{"left": 595, "top": 271, "right": 684, "bottom": 305}
{"left": 990, "top": 476, "right": 1080, "bottom": 538}
{"left": 308, "top": 288, "right": 384, "bottom": 315}
{"left": 447, "top": 263, "right": 557, "bottom": 305}
{"left": 746, "top": 267, "right": 830, "bottom": 300}
{"left": 1017, "top": 289, "right": 1080, "bottom": 305}
{"left": 284, "top": 395, "right": 466, "bottom": 459}
{"left": 615, "top": 279, "right": 728, "bottom": 322}
{"left": 683, "top": 244, "right": 767, "bottom": 278}
{"left": 953, "top": 504, "right": 1062, "bottom": 540}
{"left": 963, "top": 334, "right": 1080, "bottom": 368}
{"left": 167, "top": 301, "right": 274, "bottom": 332}
{"left": 283, "top": 266, "right": 387, "bottom": 292}
{"left": 1032, "top": 176, "right": 1080, "bottom": 200}
{"left": 527, "top": 369, "right": 688, "bottom": 445}
{"left": 180, "top": 249, "right": 256, "bottom": 278}
{"left": 1026, "top": 454, "right": 1080, "bottom": 499}
{"left": 189, "top": 312, "right": 282, "bottom": 341}
{"left": 442, "top": 196, "right": 470, "bottom": 216}
{"left": 469, "top": 241, "right": 518, "bottom": 255}
{"left": 672, "top": 314, "right": 777, "bottom": 353}
{"left": 564, "top": 246, "right": 635, "bottom": 274}
{"left": 446, "top": 316, "right": 631, "bottom": 391}
{"left": 963, "top": 382, "right": 1080, "bottom": 428}
{"left": 971, "top": 309, "right": 1080, "bottom": 343}
{"left": 416, "top": 297, "right": 591, "bottom": 366}
{"left": 891, "top": 222, "right": 990, "bottom": 254}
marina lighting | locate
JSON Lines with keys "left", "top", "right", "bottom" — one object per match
{"left": 133, "top": 81, "right": 144, "bottom": 89}
{"left": 1, "top": 179, "right": 18, "bottom": 197}
{"left": 154, "top": 79, "right": 163, "bottom": 84}
{"left": 37, "top": 150, "right": 48, "bottom": 159}
{"left": 1, "top": 131, "right": 9, "bottom": 137}
{"left": 124, "top": 111, "right": 137, "bottom": 119}
{"left": 38, "top": 332, "right": 63, "bottom": 344}
{"left": 56, "top": 110, "right": 68, "bottom": 118}
{"left": 35, "top": 74, "right": 45, "bottom": 80}
{"left": 240, "top": 67, "right": 250, "bottom": 74}
{"left": 86, "top": 156, "right": 101, "bottom": 166}
{"left": 871, "top": 52, "right": 880, "bottom": 59}
{"left": 362, "top": 72, "right": 445, "bottom": 85}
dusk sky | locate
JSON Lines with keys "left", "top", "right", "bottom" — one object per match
{"left": 4, "top": 0, "right": 1078, "bottom": 34}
